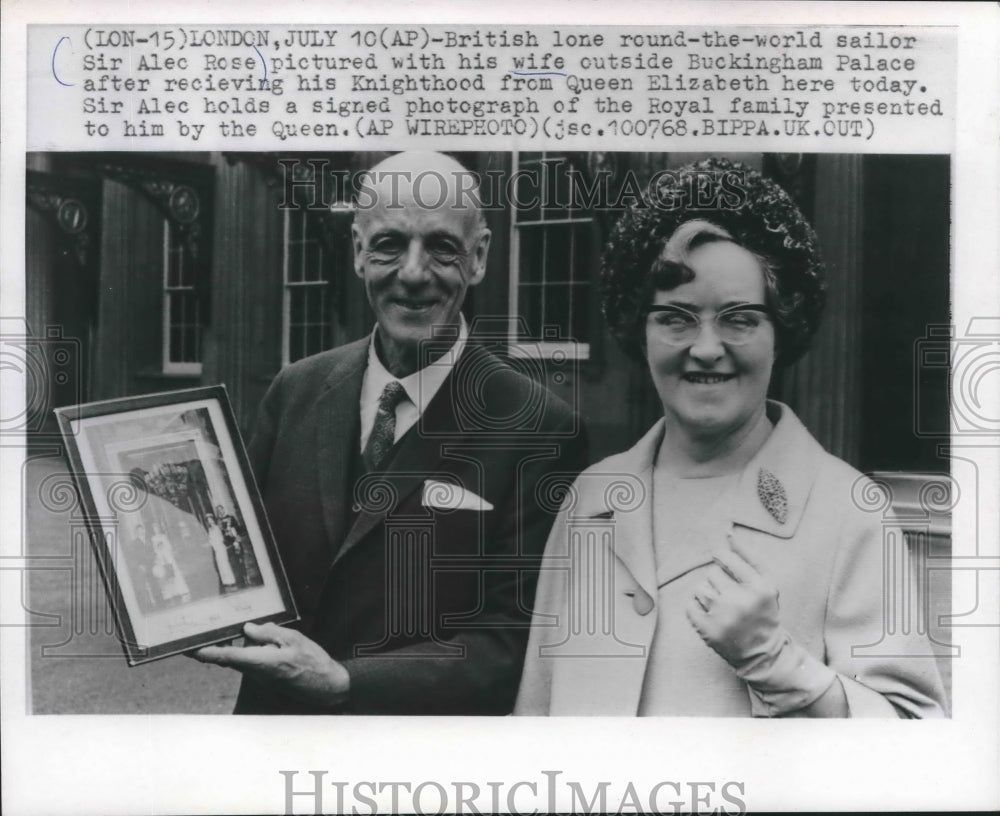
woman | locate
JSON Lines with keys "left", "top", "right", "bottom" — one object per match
{"left": 205, "top": 514, "right": 238, "bottom": 592}
{"left": 516, "top": 158, "right": 946, "bottom": 718}
{"left": 149, "top": 522, "right": 191, "bottom": 604}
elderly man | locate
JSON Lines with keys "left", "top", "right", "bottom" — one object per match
{"left": 195, "top": 152, "right": 585, "bottom": 714}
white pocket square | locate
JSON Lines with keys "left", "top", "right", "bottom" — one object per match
{"left": 421, "top": 480, "right": 494, "bottom": 511}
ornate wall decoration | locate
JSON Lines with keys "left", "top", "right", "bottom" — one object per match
{"left": 26, "top": 172, "right": 98, "bottom": 267}
{"left": 95, "top": 157, "right": 212, "bottom": 261}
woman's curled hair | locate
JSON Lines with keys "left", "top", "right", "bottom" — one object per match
{"left": 600, "top": 157, "right": 827, "bottom": 366}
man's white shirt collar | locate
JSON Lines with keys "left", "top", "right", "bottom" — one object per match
{"left": 359, "top": 318, "right": 469, "bottom": 450}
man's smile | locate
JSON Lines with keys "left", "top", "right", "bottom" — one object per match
{"left": 392, "top": 297, "right": 440, "bottom": 311}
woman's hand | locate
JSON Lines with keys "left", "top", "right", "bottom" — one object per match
{"left": 686, "top": 535, "right": 842, "bottom": 716}
{"left": 686, "top": 535, "right": 782, "bottom": 666}
{"left": 192, "top": 622, "right": 350, "bottom": 707}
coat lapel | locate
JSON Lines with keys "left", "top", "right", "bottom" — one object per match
{"left": 728, "top": 402, "right": 824, "bottom": 539}
{"left": 607, "top": 403, "right": 825, "bottom": 592}
{"left": 329, "top": 342, "right": 475, "bottom": 569}
{"left": 578, "top": 421, "right": 662, "bottom": 603}
{"left": 603, "top": 420, "right": 730, "bottom": 593}
{"left": 314, "top": 339, "right": 368, "bottom": 560}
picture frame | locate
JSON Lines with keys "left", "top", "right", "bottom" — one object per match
{"left": 54, "top": 385, "right": 298, "bottom": 665}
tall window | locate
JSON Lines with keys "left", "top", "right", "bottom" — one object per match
{"left": 162, "top": 221, "right": 202, "bottom": 375}
{"left": 283, "top": 209, "right": 332, "bottom": 364}
{"left": 509, "top": 151, "right": 596, "bottom": 359}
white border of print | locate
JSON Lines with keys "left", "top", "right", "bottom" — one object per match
{"left": 3, "top": 1, "right": 998, "bottom": 814}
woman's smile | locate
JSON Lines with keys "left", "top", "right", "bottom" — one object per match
{"left": 681, "top": 371, "right": 737, "bottom": 385}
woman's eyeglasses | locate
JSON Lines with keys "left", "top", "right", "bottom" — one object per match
{"left": 646, "top": 304, "right": 773, "bottom": 346}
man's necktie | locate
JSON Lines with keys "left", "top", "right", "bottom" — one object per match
{"left": 362, "top": 381, "right": 408, "bottom": 472}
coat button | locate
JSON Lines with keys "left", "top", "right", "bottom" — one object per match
{"left": 632, "top": 591, "right": 654, "bottom": 616}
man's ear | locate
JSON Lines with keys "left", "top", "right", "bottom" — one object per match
{"left": 351, "top": 221, "right": 366, "bottom": 279}
{"left": 468, "top": 227, "right": 491, "bottom": 286}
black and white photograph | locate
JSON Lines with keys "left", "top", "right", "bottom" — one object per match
{"left": 25, "top": 147, "right": 954, "bottom": 712}
{"left": 3, "top": 3, "right": 998, "bottom": 815}
{"left": 55, "top": 387, "right": 296, "bottom": 664}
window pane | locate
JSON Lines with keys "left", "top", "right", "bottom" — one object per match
{"left": 289, "top": 326, "right": 304, "bottom": 362}
{"left": 517, "top": 283, "right": 542, "bottom": 339}
{"left": 183, "top": 326, "right": 198, "bottom": 363}
{"left": 190, "top": 324, "right": 202, "bottom": 362}
{"left": 163, "top": 225, "right": 203, "bottom": 367}
{"left": 287, "top": 286, "right": 334, "bottom": 360}
{"left": 570, "top": 221, "right": 588, "bottom": 280}
{"left": 304, "top": 241, "right": 322, "bottom": 281}
{"left": 304, "top": 286, "right": 315, "bottom": 325}
{"left": 287, "top": 241, "right": 303, "bottom": 283}
{"left": 166, "top": 224, "right": 195, "bottom": 288}
{"left": 166, "top": 291, "right": 202, "bottom": 364}
{"left": 172, "top": 290, "right": 185, "bottom": 326}
{"left": 306, "top": 325, "right": 321, "bottom": 357}
{"left": 518, "top": 227, "right": 545, "bottom": 286}
{"left": 544, "top": 223, "right": 575, "bottom": 284}
{"left": 571, "top": 282, "right": 591, "bottom": 343}
{"left": 514, "top": 170, "right": 541, "bottom": 223}
{"left": 284, "top": 208, "right": 334, "bottom": 364}
{"left": 288, "top": 209, "right": 307, "bottom": 241}
{"left": 563, "top": 154, "right": 587, "bottom": 218}
{"left": 169, "top": 325, "right": 182, "bottom": 362}
{"left": 164, "top": 224, "right": 176, "bottom": 286}
{"left": 541, "top": 155, "right": 573, "bottom": 220}
{"left": 512, "top": 152, "right": 596, "bottom": 348}
{"left": 166, "top": 248, "right": 179, "bottom": 288}
{"left": 318, "top": 288, "right": 329, "bottom": 324}
{"left": 543, "top": 283, "right": 571, "bottom": 338}
{"left": 289, "top": 288, "right": 304, "bottom": 325}
{"left": 178, "top": 247, "right": 194, "bottom": 288}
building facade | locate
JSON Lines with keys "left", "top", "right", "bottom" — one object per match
{"left": 26, "top": 150, "right": 950, "bottom": 475}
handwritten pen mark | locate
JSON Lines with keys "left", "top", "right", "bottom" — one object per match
{"left": 52, "top": 36, "right": 73, "bottom": 87}
{"left": 253, "top": 45, "right": 266, "bottom": 82}
{"left": 508, "top": 70, "right": 568, "bottom": 77}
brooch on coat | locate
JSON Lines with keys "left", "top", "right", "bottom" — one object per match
{"left": 757, "top": 468, "right": 788, "bottom": 524}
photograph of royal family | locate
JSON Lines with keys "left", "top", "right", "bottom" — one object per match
{"left": 80, "top": 408, "right": 266, "bottom": 614}
{"left": 186, "top": 151, "right": 947, "bottom": 718}
{"left": 122, "top": 497, "right": 262, "bottom": 613}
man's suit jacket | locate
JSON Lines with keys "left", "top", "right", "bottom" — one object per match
{"left": 235, "top": 336, "right": 585, "bottom": 714}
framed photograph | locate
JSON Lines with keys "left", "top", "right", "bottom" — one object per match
{"left": 54, "top": 385, "right": 298, "bottom": 665}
